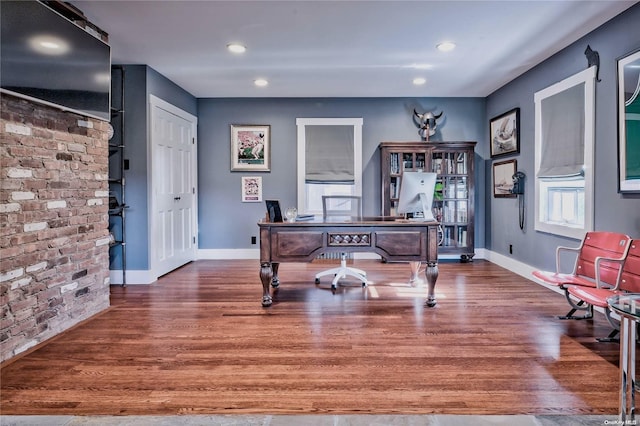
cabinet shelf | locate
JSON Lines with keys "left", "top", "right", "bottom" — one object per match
{"left": 379, "top": 141, "right": 476, "bottom": 262}
{"left": 109, "top": 65, "right": 127, "bottom": 286}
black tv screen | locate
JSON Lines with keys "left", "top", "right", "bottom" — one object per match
{"left": 1, "top": 1, "right": 111, "bottom": 121}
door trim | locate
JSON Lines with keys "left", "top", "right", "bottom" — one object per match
{"left": 148, "top": 95, "right": 198, "bottom": 281}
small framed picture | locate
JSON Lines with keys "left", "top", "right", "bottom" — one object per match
{"left": 231, "top": 124, "right": 271, "bottom": 172}
{"left": 241, "top": 176, "right": 262, "bottom": 202}
{"left": 490, "top": 108, "right": 520, "bottom": 158}
{"left": 493, "top": 159, "right": 517, "bottom": 198}
{"left": 265, "top": 199, "right": 283, "bottom": 222}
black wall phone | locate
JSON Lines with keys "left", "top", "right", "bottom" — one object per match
{"left": 511, "top": 171, "right": 526, "bottom": 230}
{"left": 511, "top": 171, "right": 526, "bottom": 195}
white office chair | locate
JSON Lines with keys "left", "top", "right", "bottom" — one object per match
{"left": 315, "top": 195, "right": 368, "bottom": 291}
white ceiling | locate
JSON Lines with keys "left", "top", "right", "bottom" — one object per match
{"left": 71, "top": 0, "right": 637, "bottom": 98}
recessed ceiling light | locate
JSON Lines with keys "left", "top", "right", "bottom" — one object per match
{"left": 408, "top": 63, "right": 432, "bottom": 70}
{"left": 254, "top": 78, "right": 268, "bottom": 87}
{"left": 413, "top": 77, "right": 426, "bottom": 86}
{"left": 436, "top": 41, "right": 456, "bottom": 52}
{"left": 227, "top": 43, "right": 246, "bottom": 54}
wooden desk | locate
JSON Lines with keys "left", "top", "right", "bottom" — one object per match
{"left": 258, "top": 218, "right": 439, "bottom": 307}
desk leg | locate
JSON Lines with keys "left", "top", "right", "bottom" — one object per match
{"left": 619, "top": 316, "right": 636, "bottom": 422}
{"left": 425, "top": 261, "right": 438, "bottom": 307}
{"left": 260, "top": 262, "right": 273, "bottom": 307}
{"left": 271, "top": 262, "right": 280, "bottom": 288}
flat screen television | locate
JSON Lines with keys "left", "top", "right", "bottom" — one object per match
{"left": 1, "top": 1, "right": 111, "bottom": 121}
{"left": 397, "top": 172, "right": 437, "bottom": 221}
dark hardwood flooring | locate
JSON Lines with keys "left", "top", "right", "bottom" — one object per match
{"left": 0, "top": 260, "right": 625, "bottom": 416}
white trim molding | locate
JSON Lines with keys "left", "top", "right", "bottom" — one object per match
{"left": 109, "top": 269, "right": 157, "bottom": 285}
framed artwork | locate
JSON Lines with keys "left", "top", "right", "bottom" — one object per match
{"left": 241, "top": 176, "right": 262, "bottom": 202}
{"left": 231, "top": 124, "right": 271, "bottom": 172}
{"left": 265, "top": 199, "right": 283, "bottom": 222}
{"left": 617, "top": 48, "right": 640, "bottom": 193}
{"left": 493, "top": 159, "right": 517, "bottom": 198}
{"left": 490, "top": 108, "right": 520, "bottom": 158}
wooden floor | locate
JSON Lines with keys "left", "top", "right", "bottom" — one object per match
{"left": 0, "top": 259, "right": 625, "bottom": 416}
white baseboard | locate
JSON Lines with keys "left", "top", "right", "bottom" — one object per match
{"left": 197, "top": 249, "right": 260, "bottom": 259}
{"left": 197, "top": 248, "right": 489, "bottom": 261}
{"left": 109, "top": 269, "right": 157, "bottom": 285}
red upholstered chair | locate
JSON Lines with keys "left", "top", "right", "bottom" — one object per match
{"left": 532, "top": 231, "right": 632, "bottom": 319}
{"left": 567, "top": 240, "right": 640, "bottom": 341}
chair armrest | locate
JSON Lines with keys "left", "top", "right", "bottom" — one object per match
{"left": 555, "top": 245, "right": 580, "bottom": 274}
{"left": 593, "top": 256, "right": 626, "bottom": 289}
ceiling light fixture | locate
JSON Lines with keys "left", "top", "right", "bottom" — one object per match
{"left": 436, "top": 41, "right": 456, "bottom": 52}
{"left": 254, "top": 78, "right": 268, "bottom": 87}
{"left": 227, "top": 43, "right": 246, "bottom": 54}
{"left": 413, "top": 77, "right": 426, "bottom": 86}
{"left": 409, "top": 63, "right": 432, "bottom": 70}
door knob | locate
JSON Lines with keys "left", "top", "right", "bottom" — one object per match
{"left": 174, "top": 196, "right": 181, "bottom": 201}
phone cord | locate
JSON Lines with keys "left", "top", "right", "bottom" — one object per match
{"left": 519, "top": 194, "right": 525, "bottom": 230}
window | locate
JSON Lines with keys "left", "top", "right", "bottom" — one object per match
{"left": 534, "top": 67, "right": 596, "bottom": 239}
{"left": 296, "top": 118, "right": 363, "bottom": 215}
{"left": 544, "top": 183, "right": 585, "bottom": 226}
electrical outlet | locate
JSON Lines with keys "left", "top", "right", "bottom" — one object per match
{"left": 251, "top": 236, "right": 257, "bottom": 245}
{"left": 509, "top": 244, "right": 513, "bottom": 254}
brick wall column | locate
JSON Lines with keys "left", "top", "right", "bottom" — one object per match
{"left": 1, "top": 95, "right": 111, "bottom": 362}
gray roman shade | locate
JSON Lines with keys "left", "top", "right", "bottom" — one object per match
{"left": 537, "top": 83, "right": 585, "bottom": 179}
{"left": 305, "top": 125, "right": 354, "bottom": 184}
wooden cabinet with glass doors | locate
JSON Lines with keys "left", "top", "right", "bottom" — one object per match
{"left": 379, "top": 141, "right": 476, "bottom": 262}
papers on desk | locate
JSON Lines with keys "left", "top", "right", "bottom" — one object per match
{"left": 295, "top": 214, "right": 315, "bottom": 221}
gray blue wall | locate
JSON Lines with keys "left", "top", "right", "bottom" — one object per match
{"left": 196, "top": 98, "right": 486, "bottom": 250}
{"left": 117, "top": 65, "right": 197, "bottom": 271}
{"left": 486, "top": 4, "right": 640, "bottom": 271}
{"left": 117, "top": 4, "right": 639, "bottom": 274}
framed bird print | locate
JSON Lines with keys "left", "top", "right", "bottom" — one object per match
{"left": 490, "top": 108, "right": 520, "bottom": 158}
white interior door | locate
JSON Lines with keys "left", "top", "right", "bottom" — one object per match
{"left": 150, "top": 96, "right": 198, "bottom": 278}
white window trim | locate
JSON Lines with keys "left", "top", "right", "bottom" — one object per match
{"left": 534, "top": 66, "right": 596, "bottom": 239}
{"left": 296, "top": 118, "right": 363, "bottom": 213}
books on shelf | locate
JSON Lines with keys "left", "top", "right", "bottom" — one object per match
{"left": 431, "top": 152, "right": 469, "bottom": 175}
{"left": 390, "top": 153, "right": 400, "bottom": 174}
{"left": 458, "top": 230, "right": 467, "bottom": 246}
{"left": 441, "top": 227, "right": 468, "bottom": 247}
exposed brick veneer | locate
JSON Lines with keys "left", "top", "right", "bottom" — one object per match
{"left": 1, "top": 95, "right": 111, "bottom": 362}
